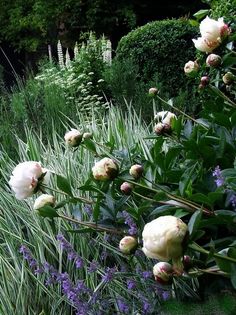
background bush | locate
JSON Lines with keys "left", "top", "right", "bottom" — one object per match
{"left": 114, "top": 19, "right": 199, "bottom": 115}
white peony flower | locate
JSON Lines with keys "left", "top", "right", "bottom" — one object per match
{"left": 64, "top": 129, "right": 83, "bottom": 147}
{"left": 153, "top": 262, "right": 173, "bottom": 283}
{"left": 192, "top": 37, "right": 219, "bottom": 53}
{"left": 119, "top": 236, "right": 138, "bottom": 254}
{"left": 92, "top": 157, "right": 119, "bottom": 181}
{"left": 142, "top": 215, "right": 188, "bottom": 261}
{"left": 200, "top": 16, "right": 230, "bottom": 42}
{"left": 9, "top": 161, "right": 44, "bottom": 200}
{"left": 193, "top": 17, "right": 230, "bottom": 53}
{"left": 33, "top": 194, "right": 55, "bottom": 210}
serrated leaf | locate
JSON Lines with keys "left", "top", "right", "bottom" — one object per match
{"left": 56, "top": 174, "right": 73, "bottom": 196}
{"left": 188, "top": 210, "right": 202, "bottom": 236}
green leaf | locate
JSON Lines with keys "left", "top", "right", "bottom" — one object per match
{"left": 190, "top": 193, "right": 212, "bottom": 207}
{"left": 222, "top": 53, "right": 236, "bottom": 67}
{"left": 56, "top": 174, "right": 73, "bottom": 196}
{"left": 37, "top": 205, "right": 59, "bottom": 218}
{"left": 193, "top": 9, "right": 210, "bottom": 20}
{"left": 93, "top": 196, "right": 102, "bottom": 222}
{"left": 66, "top": 228, "right": 94, "bottom": 233}
{"left": 83, "top": 139, "right": 97, "bottom": 154}
{"left": 188, "top": 210, "right": 202, "bottom": 236}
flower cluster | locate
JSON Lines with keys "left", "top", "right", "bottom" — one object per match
{"left": 122, "top": 211, "right": 138, "bottom": 235}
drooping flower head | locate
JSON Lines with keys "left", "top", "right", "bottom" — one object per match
{"left": 142, "top": 215, "right": 188, "bottom": 261}
{"left": 9, "top": 161, "right": 45, "bottom": 200}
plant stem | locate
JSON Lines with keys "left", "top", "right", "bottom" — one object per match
{"left": 209, "top": 85, "right": 236, "bottom": 108}
{"left": 155, "top": 94, "right": 208, "bottom": 129}
{"left": 59, "top": 214, "right": 124, "bottom": 235}
{"left": 41, "top": 184, "right": 93, "bottom": 204}
{"left": 120, "top": 178, "right": 213, "bottom": 216}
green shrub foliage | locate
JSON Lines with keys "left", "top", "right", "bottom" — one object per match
{"left": 116, "top": 19, "right": 198, "bottom": 111}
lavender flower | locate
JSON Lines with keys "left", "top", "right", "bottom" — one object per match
{"left": 102, "top": 267, "right": 116, "bottom": 283}
{"left": 19, "top": 245, "right": 38, "bottom": 271}
{"left": 122, "top": 211, "right": 138, "bottom": 235}
{"left": 212, "top": 166, "right": 225, "bottom": 187}
{"left": 88, "top": 260, "right": 99, "bottom": 273}
{"left": 117, "top": 299, "right": 129, "bottom": 314}
{"left": 230, "top": 194, "right": 236, "bottom": 210}
{"left": 127, "top": 279, "right": 136, "bottom": 290}
{"left": 57, "top": 234, "right": 84, "bottom": 268}
{"left": 142, "top": 271, "right": 152, "bottom": 279}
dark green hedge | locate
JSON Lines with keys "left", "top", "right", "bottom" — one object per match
{"left": 116, "top": 19, "right": 198, "bottom": 100}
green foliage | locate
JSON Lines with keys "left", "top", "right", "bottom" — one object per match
{"left": 115, "top": 19, "right": 199, "bottom": 113}
{"left": 202, "top": 0, "right": 236, "bottom": 20}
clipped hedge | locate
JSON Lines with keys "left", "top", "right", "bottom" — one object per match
{"left": 116, "top": 19, "right": 198, "bottom": 106}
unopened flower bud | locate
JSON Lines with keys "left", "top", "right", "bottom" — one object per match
{"left": 183, "top": 255, "right": 192, "bottom": 269}
{"left": 129, "top": 164, "right": 143, "bottom": 179}
{"left": 83, "top": 132, "right": 93, "bottom": 140}
{"left": 153, "top": 262, "right": 173, "bottom": 284}
{"left": 206, "top": 54, "right": 222, "bottom": 67}
{"left": 92, "top": 157, "right": 119, "bottom": 181}
{"left": 149, "top": 87, "right": 158, "bottom": 96}
{"left": 64, "top": 129, "right": 83, "bottom": 147}
{"left": 154, "top": 122, "right": 165, "bottom": 135}
{"left": 199, "top": 76, "right": 210, "bottom": 89}
{"left": 184, "top": 60, "right": 199, "bottom": 76}
{"left": 119, "top": 236, "right": 138, "bottom": 254}
{"left": 223, "top": 72, "right": 235, "bottom": 85}
{"left": 120, "top": 182, "right": 133, "bottom": 195}
{"left": 33, "top": 194, "right": 55, "bottom": 210}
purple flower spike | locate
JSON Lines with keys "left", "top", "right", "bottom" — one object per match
{"left": 212, "top": 166, "right": 225, "bottom": 187}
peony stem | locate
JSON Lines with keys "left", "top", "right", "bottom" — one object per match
{"left": 155, "top": 94, "right": 208, "bottom": 129}
{"left": 58, "top": 214, "right": 124, "bottom": 235}
{"left": 188, "top": 242, "right": 236, "bottom": 264}
{"left": 121, "top": 178, "right": 213, "bottom": 216}
{"left": 41, "top": 184, "right": 93, "bottom": 204}
{"left": 209, "top": 85, "right": 236, "bottom": 108}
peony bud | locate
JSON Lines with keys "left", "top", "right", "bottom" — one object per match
{"left": 119, "top": 236, "right": 138, "bottom": 254}
{"left": 154, "top": 122, "right": 165, "bottom": 135}
{"left": 33, "top": 194, "right": 55, "bottom": 210}
{"left": 184, "top": 60, "right": 199, "bottom": 76}
{"left": 199, "top": 76, "right": 210, "bottom": 89}
{"left": 9, "top": 161, "right": 44, "bottom": 200}
{"left": 142, "top": 215, "right": 188, "bottom": 261}
{"left": 120, "top": 182, "right": 133, "bottom": 195}
{"left": 64, "top": 129, "right": 83, "bottom": 147}
{"left": 129, "top": 164, "right": 143, "bottom": 179}
{"left": 153, "top": 262, "right": 173, "bottom": 284}
{"left": 83, "top": 132, "right": 93, "bottom": 140}
{"left": 223, "top": 72, "right": 235, "bottom": 85}
{"left": 92, "top": 157, "right": 119, "bottom": 181}
{"left": 206, "top": 54, "right": 222, "bottom": 67}
{"left": 154, "top": 111, "right": 176, "bottom": 125}
{"left": 183, "top": 255, "right": 192, "bottom": 269}
{"left": 149, "top": 87, "right": 158, "bottom": 96}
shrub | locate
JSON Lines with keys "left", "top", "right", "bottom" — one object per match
{"left": 115, "top": 19, "right": 199, "bottom": 113}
